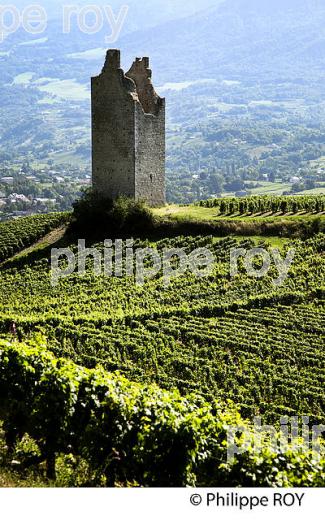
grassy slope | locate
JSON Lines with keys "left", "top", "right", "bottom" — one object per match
{"left": 153, "top": 204, "right": 325, "bottom": 222}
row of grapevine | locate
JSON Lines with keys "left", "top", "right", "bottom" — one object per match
{"left": 0, "top": 296, "right": 323, "bottom": 423}
{"left": 0, "top": 338, "right": 324, "bottom": 486}
{"left": 198, "top": 195, "right": 325, "bottom": 215}
{"left": 0, "top": 212, "right": 70, "bottom": 263}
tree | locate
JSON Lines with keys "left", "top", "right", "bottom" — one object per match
{"left": 208, "top": 173, "right": 224, "bottom": 194}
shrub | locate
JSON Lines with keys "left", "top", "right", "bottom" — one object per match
{"left": 70, "top": 189, "right": 155, "bottom": 237}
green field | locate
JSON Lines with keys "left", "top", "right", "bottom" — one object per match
{"left": 0, "top": 199, "right": 324, "bottom": 486}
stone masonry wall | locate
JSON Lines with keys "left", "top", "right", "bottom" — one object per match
{"left": 134, "top": 103, "right": 165, "bottom": 206}
{"left": 91, "top": 50, "right": 137, "bottom": 199}
{"left": 91, "top": 50, "right": 165, "bottom": 206}
{"left": 127, "top": 57, "right": 165, "bottom": 207}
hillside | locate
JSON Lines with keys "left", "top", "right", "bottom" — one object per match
{"left": 118, "top": 0, "right": 325, "bottom": 82}
{"left": 1, "top": 0, "right": 325, "bottom": 215}
{"left": 0, "top": 199, "right": 324, "bottom": 485}
{"left": 2, "top": 0, "right": 324, "bottom": 85}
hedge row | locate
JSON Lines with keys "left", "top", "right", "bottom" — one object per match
{"left": 0, "top": 338, "right": 324, "bottom": 486}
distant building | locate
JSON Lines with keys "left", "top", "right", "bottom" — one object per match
{"left": 34, "top": 198, "right": 56, "bottom": 204}
{"left": 1, "top": 177, "right": 14, "bottom": 185}
{"left": 8, "top": 193, "right": 30, "bottom": 204}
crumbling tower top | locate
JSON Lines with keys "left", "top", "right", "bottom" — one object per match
{"left": 126, "top": 56, "right": 162, "bottom": 115}
{"left": 103, "top": 49, "right": 121, "bottom": 70}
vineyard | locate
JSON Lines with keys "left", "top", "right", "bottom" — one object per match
{"left": 198, "top": 195, "right": 325, "bottom": 215}
{"left": 0, "top": 213, "right": 70, "bottom": 263}
{"left": 0, "top": 200, "right": 324, "bottom": 485}
{"left": 0, "top": 338, "right": 324, "bottom": 486}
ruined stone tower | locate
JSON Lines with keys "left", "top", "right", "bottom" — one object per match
{"left": 91, "top": 49, "right": 165, "bottom": 206}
